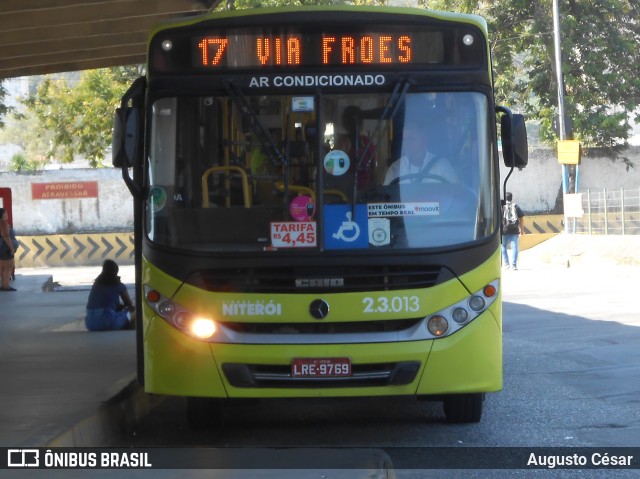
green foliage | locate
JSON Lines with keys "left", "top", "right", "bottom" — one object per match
{"left": 0, "top": 81, "right": 10, "bottom": 129}
{"left": 9, "top": 152, "right": 39, "bottom": 173}
{"left": 220, "top": 0, "right": 389, "bottom": 9}
{"left": 222, "top": 0, "right": 341, "bottom": 8}
{"left": 0, "top": 108, "right": 53, "bottom": 165}
{"left": 428, "top": 0, "right": 640, "bottom": 153}
{"left": 24, "top": 66, "right": 141, "bottom": 168}
{"left": 421, "top": 0, "right": 477, "bottom": 13}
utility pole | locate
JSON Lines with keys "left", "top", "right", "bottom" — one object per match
{"left": 553, "top": 0, "right": 579, "bottom": 233}
{"left": 553, "top": 0, "right": 567, "bottom": 144}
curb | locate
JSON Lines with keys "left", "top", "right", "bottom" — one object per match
{"left": 46, "top": 378, "right": 162, "bottom": 447}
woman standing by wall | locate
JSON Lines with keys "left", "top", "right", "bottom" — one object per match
{"left": 0, "top": 207, "right": 18, "bottom": 291}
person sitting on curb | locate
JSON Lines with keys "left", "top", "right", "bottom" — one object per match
{"left": 85, "top": 259, "right": 135, "bottom": 331}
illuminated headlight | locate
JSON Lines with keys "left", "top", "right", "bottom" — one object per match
{"left": 191, "top": 318, "right": 217, "bottom": 339}
{"left": 423, "top": 280, "right": 499, "bottom": 339}
{"left": 144, "top": 285, "right": 217, "bottom": 341}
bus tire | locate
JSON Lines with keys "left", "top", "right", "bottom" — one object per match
{"left": 187, "top": 397, "right": 223, "bottom": 430}
{"left": 443, "top": 393, "right": 484, "bottom": 423}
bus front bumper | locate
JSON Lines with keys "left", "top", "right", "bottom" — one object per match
{"left": 142, "top": 307, "right": 502, "bottom": 399}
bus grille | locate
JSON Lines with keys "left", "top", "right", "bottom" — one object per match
{"left": 221, "top": 318, "right": 422, "bottom": 335}
{"left": 222, "top": 361, "right": 421, "bottom": 389}
{"left": 188, "top": 265, "right": 444, "bottom": 293}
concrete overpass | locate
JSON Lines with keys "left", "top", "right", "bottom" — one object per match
{"left": 0, "top": 0, "right": 222, "bottom": 79}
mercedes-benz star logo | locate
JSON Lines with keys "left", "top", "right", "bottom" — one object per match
{"left": 309, "top": 299, "right": 329, "bottom": 320}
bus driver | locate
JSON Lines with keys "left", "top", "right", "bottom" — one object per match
{"left": 383, "top": 97, "right": 459, "bottom": 185}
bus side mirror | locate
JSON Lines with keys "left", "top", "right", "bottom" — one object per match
{"left": 112, "top": 77, "right": 146, "bottom": 169}
{"left": 112, "top": 107, "right": 139, "bottom": 168}
{"left": 498, "top": 107, "right": 528, "bottom": 169}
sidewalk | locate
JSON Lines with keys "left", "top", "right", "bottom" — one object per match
{"left": 0, "top": 265, "right": 143, "bottom": 447}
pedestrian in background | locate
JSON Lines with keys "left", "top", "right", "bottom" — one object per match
{"left": 85, "top": 259, "right": 135, "bottom": 331}
{"left": 501, "top": 192, "right": 525, "bottom": 270}
{"left": 0, "top": 207, "right": 18, "bottom": 291}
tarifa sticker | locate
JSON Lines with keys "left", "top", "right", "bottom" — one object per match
{"left": 368, "top": 202, "right": 440, "bottom": 217}
{"left": 149, "top": 187, "right": 167, "bottom": 212}
{"left": 289, "top": 195, "right": 315, "bottom": 221}
{"left": 324, "top": 150, "right": 350, "bottom": 176}
{"left": 271, "top": 221, "right": 317, "bottom": 248}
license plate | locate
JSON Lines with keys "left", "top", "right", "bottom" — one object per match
{"left": 291, "top": 357, "right": 352, "bottom": 378}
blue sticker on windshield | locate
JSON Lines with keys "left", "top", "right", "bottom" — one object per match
{"left": 324, "top": 204, "right": 369, "bottom": 250}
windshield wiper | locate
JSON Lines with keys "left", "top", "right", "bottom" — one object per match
{"left": 351, "top": 78, "right": 410, "bottom": 211}
{"left": 224, "top": 81, "right": 284, "bottom": 167}
{"left": 282, "top": 109, "right": 292, "bottom": 204}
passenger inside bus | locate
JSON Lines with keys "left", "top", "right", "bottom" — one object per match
{"left": 334, "top": 105, "right": 377, "bottom": 190}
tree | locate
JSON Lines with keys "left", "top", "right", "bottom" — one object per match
{"left": 0, "top": 108, "right": 53, "bottom": 168}
{"left": 24, "top": 66, "right": 142, "bottom": 168}
{"left": 9, "top": 152, "right": 39, "bottom": 173}
{"left": 220, "top": 0, "right": 389, "bottom": 11}
{"left": 0, "top": 81, "right": 9, "bottom": 129}
{"left": 425, "top": 0, "right": 640, "bottom": 158}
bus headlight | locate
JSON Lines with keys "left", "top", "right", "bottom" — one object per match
{"left": 174, "top": 311, "right": 191, "bottom": 328}
{"left": 423, "top": 280, "right": 499, "bottom": 339}
{"left": 191, "top": 318, "right": 217, "bottom": 339}
{"left": 144, "top": 285, "right": 218, "bottom": 340}
{"left": 427, "top": 315, "right": 449, "bottom": 336}
{"left": 157, "top": 300, "right": 175, "bottom": 316}
{"left": 468, "top": 295, "right": 486, "bottom": 312}
{"left": 451, "top": 307, "right": 469, "bottom": 324}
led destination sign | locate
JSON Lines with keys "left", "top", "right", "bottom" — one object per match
{"left": 150, "top": 24, "right": 484, "bottom": 74}
{"left": 195, "top": 33, "right": 414, "bottom": 68}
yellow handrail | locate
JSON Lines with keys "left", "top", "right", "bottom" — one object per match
{"left": 274, "top": 182, "right": 348, "bottom": 203}
{"left": 202, "top": 166, "right": 252, "bottom": 208}
{"left": 324, "top": 189, "right": 348, "bottom": 202}
{"left": 275, "top": 181, "right": 315, "bottom": 202}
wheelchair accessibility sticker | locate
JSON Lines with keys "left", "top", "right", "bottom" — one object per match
{"left": 324, "top": 204, "right": 368, "bottom": 249}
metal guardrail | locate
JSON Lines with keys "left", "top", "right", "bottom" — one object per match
{"left": 572, "top": 188, "right": 640, "bottom": 235}
{"left": 15, "top": 232, "right": 134, "bottom": 268}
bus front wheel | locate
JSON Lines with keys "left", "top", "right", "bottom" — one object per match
{"left": 187, "top": 397, "right": 224, "bottom": 430}
{"left": 443, "top": 393, "right": 484, "bottom": 423}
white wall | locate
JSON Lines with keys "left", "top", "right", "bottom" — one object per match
{"left": 0, "top": 168, "right": 133, "bottom": 235}
{"left": 500, "top": 146, "right": 640, "bottom": 212}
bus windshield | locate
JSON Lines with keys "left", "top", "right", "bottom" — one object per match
{"left": 146, "top": 91, "right": 495, "bottom": 252}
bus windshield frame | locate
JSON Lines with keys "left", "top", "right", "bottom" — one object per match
{"left": 145, "top": 89, "right": 496, "bottom": 254}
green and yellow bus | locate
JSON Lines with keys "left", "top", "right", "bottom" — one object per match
{"left": 113, "top": 5, "right": 528, "bottom": 427}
